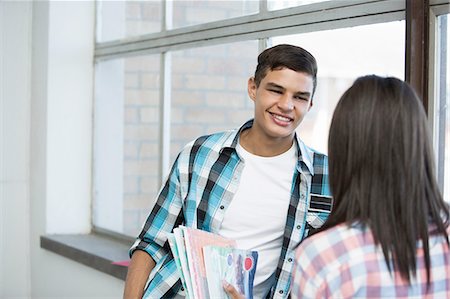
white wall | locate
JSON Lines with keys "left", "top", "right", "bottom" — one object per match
{"left": 1, "top": 1, "right": 32, "bottom": 296}
{"left": 1, "top": 1, "right": 124, "bottom": 297}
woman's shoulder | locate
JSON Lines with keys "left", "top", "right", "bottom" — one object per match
{"left": 305, "top": 222, "right": 364, "bottom": 243}
{"left": 296, "top": 223, "right": 371, "bottom": 262}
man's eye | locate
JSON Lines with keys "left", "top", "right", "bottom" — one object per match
{"left": 269, "top": 89, "right": 282, "bottom": 94}
{"left": 294, "top": 96, "right": 307, "bottom": 101}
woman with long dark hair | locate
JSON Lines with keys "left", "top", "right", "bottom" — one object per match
{"left": 291, "top": 75, "right": 450, "bottom": 298}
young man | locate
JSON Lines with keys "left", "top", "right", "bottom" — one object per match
{"left": 123, "top": 44, "right": 332, "bottom": 299}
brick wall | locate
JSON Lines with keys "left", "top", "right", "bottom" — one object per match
{"left": 172, "top": 1, "right": 258, "bottom": 29}
{"left": 170, "top": 42, "right": 258, "bottom": 161}
{"left": 123, "top": 55, "right": 161, "bottom": 235}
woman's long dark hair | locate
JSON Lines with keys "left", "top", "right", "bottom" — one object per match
{"left": 318, "top": 75, "right": 449, "bottom": 285}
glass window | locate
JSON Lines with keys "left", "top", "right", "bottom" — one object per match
{"left": 272, "top": 21, "right": 405, "bottom": 154}
{"left": 96, "top": 1, "right": 162, "bottom": 42}
{"left": 268, "top": 0, "right": 332, "bottom": 11}
{"left": 170, "top": 41, "right": 258, "bottom": 164}
{"left": 435, "top": 14, "right": 449, "bottom": 203}
{"left": 170, "top": 0, "right": 258, "bottom": 29}
{"left": 93, "top": 55, "right": 161, "bottom": 236}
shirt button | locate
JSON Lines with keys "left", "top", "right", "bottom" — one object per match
{"left": 300, "top": 194, "right": 305, "bottom": 199}
{"left": 296, "top": 225, "right": 301, "bottom": 229}
{"left": 220, "top": 205, "right": 225, "bottom": 210}
{"left": 181, "top": 287, "right": 184, "bottom": 291}
{"left": 288, "top": 258, "right": 293, "bottom": 262}
{"left": 279, "top": 290, "right": 284, "bottom": 294}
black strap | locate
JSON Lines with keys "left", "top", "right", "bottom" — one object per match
{"left": 311, "top": 153, "right": 325, "bottom": 194}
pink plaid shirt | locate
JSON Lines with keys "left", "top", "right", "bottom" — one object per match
{"left": 292, "top": 223, "right": 450, "bottom": 298}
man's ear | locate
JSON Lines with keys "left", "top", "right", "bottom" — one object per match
{"left": 247, "top": 77, "right": 257, "bottom": 101}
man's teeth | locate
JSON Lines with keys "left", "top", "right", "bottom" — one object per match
{"left": 273, "top": 114, "right": 291, "bottom": 122}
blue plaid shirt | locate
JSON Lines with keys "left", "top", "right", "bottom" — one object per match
{"left": 130, "top": 120, "right": 332, "bottom": 298}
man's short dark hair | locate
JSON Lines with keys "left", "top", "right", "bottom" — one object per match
{"left": 254, "top": 44, "right": 318, "bottom": 97}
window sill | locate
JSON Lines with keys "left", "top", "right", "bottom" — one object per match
{"left": 40, "top": 232, "right": 131, "bottom": 280}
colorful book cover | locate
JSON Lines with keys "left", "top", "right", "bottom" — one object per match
{"left": 166, "top": 233, "right": 189, "bottom": 297}
{"left": 182, "top": 227, "right": 236, "bottom": 299}
{"left": 203, "top": 246, "right": 258, "bottom": 299}
{"left": 173, "top": 227, "right": 195, "bottom": 299}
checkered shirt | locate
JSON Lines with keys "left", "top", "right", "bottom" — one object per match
{"left": 292, "top": 223, "right": 450, "bottom": 299}
{"left": 130, "top": 119, "right": 331, "bottom": 298}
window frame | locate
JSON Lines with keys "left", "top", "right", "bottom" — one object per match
{"left": 95, "top": 0, "right": 405, "bottom": 59}
{"left": 429, "top": 2, "right": 450, "bottom": 201}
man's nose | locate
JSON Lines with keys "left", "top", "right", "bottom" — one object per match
{"left": 278, "top": 94, "right": 294, "bottom": 111}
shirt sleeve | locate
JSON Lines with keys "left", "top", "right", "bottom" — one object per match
{"left": 129, "top": 153, "right": 185, "bottom": 264}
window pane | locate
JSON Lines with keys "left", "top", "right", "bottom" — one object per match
{"left": 272, "top": 21, "right": 405, "bottom": 154}
{"left": 268, "top": 0, "right": 332, "bottom": 11}
{"left": 170, "top": 41, "right": 258, "bottom": 164}
{"left": 170, "top": 0, "right": 258, "bottom": 29}
{"left": 436, "top": 14, "right": 449, "bottom": 203}
{"left": 96, "top": 1, "right": 162, "bottom": 42}
{"left": 93, "top": 55, "right": 161, "bottom": 236}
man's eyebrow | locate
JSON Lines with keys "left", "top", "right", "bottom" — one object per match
{"left": 265, "top": 82, "right": 284, "bottom": 89}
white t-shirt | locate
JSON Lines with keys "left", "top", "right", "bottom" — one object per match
{"left": 219, "top": 141, "right": 297, "bottom": 298}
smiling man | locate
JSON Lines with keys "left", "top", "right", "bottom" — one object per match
{"left": 124, "top": 44, "right": 332, "bottom": 299}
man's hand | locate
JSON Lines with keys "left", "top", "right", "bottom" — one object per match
{"left": 222, "top": 281, "right": 245, "bottom": 299}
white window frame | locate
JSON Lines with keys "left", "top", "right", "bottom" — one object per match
{"left": 429, "top": 2, "right": 450, "bottom": 201}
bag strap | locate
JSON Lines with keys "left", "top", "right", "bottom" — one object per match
{"left": 311, "top": 152, "right": 327, "bottom": 194}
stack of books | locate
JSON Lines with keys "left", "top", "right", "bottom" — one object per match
{"left": 167, "top": 226, "right": 258, "bottom": 299}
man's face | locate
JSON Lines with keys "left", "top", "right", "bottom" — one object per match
{"left": 248, "top": 67, "right": 314, "bottom": 142}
